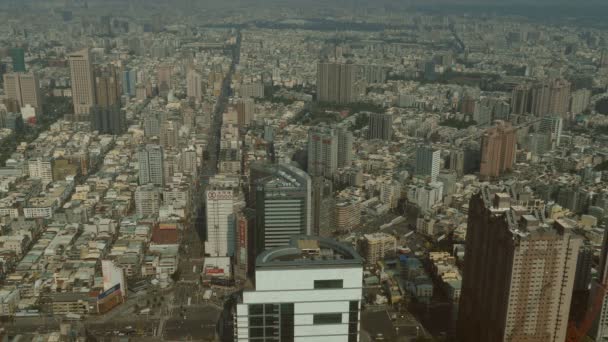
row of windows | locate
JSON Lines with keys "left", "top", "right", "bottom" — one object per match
{"left": 248, "top": 301, "right": 359, "bottom": 341}
{"left": 249, "top": 303, "right": 294, "bottom": 341}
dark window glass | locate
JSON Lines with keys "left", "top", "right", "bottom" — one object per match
{"left": 280, "top": 303, "right": 294, "bottom": 340}
{"left": 280, "top": 303, "right": 294, "bottom": 313}
{"left": 313, "top": 313, "right": 342, "bottom": 325}
{"left": 348, "top": 300, "right": 359, "bottom": 341}
{"left": 249, "top": 316, "right": 264, "bottom": 327}
{"left": 314, "top": 279, "right": 344, "bottom": 289}
{"left": 250, "top": 304, "right": 264, "bottom": 315}
{"left": 265, "top": 315, "right": 278, "bottom": 326}
{"left": 249, "top": 327, "right": 264, "bottom": 338}
{"left": 265, "top": 327, "right": 278, "bottom": 336}
{"left": 265, "top": 304, "right": 278, "bottom": 314}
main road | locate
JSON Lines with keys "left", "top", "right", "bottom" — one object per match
{"left": 160, "top": 30, "right": 242, "bottom": 340}
{"left": 179, "top": 29, "right": 242, "bottom": 281}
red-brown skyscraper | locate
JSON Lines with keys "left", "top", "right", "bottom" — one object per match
{"left": 458, "top": 189, "right": 581, "bottom": 342}
{"left": 479, "top": 120, "right": 516, "bottom": 180}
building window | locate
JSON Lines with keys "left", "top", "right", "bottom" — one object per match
{"left": 314, "top": 279, "right": 344, "bottom": 289}
{"left": 250, "top": 327, "right": 264, "bottom": 338}
{"left": 249, "top": 316, "right": 264, "bottom": 327}
{"left": 280, "top": 303, "right": 294, "bottom": 340}
{"left": 313, "top": 313, "right": 342, "bottom": 325}
{"left": 348, "top": 301, "right": 359, "bottom": 342}
{"left": 249, "top": 304, "right": 264, "bottom": 315}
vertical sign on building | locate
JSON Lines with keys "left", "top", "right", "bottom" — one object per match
{"left": 238, "top": 216, "right": 248, "bottom": 269}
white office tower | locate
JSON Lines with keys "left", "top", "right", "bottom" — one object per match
{"left": 205, "top": 189, "right": 235, "bottom": 257}
{"left": 236, "top": 236, "right": 363, "bottom": 342}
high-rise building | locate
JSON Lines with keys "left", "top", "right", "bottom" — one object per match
{"left": 525, "top": 133, "right": 552, "bottom": 155}
{"left": 530, "top": 79, "right": 571, "bottom": 118}
{"left": 205, "top": 189, "right": 235, "bottom": 257}
{"left": 333, "top": 199, "right": 360, "bottom": 232}
{"left": 307, "top": 126, "right": 338, "bottom": 178}
{"left": 179, "top": 147, "right": 198, "bottom": 177}
{"left": 68, "top": 49, "right": 96, "bottom": 121}
{"left": 160, "top": 120, "right": 180, "bottom": 149}
{"left": 337, "top": 127, "right": 353, "bottom": 169}
{"left": 479, "top": 121, "right": 516, "bottom": 180}
{"left": 415, "top": 145, "right": 441, "bottom": 183}
{"left": 143, "top": 115, "right": 161, "bottom": 137}
{"left": 90, "top": 105, "right": 126, "bottom": 135}
{"left": 95, "top": 64, "right": 121, "bottom": 108}
{"left": 9, "top": 48, "right": 25, "bottom": 72}
{"left": 2, "top": 72, "right": 42, "bottom": 115}
{"left": 570, "top": 89, "right": 591, "bottom": 115}
{"left": 239, "top": 82, "right": 264, "bottom": 98}
{"left": 186, "top": 69, "right": 203, "bottom": 102}
{"left": 358, "top": 64, "right": 387, "bottom": 84}
{"left": 317, "top": 61, "right": 357, "bottom": 104}
{"left": 591, "top": 230, "right": 608, "bottom": 341}
{"left": 367, "top": 112, "right": 392, "bottom": 141}
{"left": 134, "top": 184, "right": 161, "bottom": 218}
{"left": 510, "top": 84, "right": 531, "bottom": 114}
{"left": 28, "top": 157, "right": 53, "bottom": 186}
{"left": 236, "top": 98, "right": 254, "bottom": 127}
{"left": 538, "top": 116, "right": 563, "bottom": 148}
{"left": 573, "top": 245, "right": 593, "bottom": 293}
{"left": 458, "top": 189, "right": 581, "bottom": 342}
{"left": 122, "top": 68, "right": 137, "bottom": 97}
{"left": 449, "top": 149, "right": 465, "bottom": 176}
{"left": 308, "top": 175, "right": 334, "bottom": 237}
{"left": 360, "top": 232, "right": 397, "bottom": 265}
{"left": 236, "top": 236, "right": 363, "bottom": 342}
{"left": 137, "top": 144, "right": 165, "bottom": 187}
{"left": 157, "top": 65, "right": 172, "bottom": 96}
{"left": 255, "top": 164, "right": 311, "bottom": 253}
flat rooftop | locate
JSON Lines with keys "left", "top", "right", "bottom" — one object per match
{"left": 256, "top": 235, "right": 363, "bottom": 268}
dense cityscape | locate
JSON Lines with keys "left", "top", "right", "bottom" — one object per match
{"left": 1, "top": 0, "right": 608, "bottom": 341}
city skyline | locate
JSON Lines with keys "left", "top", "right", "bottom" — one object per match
{"left": 1, "top": 1, "right": 608, "bottom": 341}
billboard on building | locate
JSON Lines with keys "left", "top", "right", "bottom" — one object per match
{"left": 206, "top": 190, "right": 233, "bottom": 201}
{"left": 203, "top": 256, "right": 231, "bottom": 278}
{"left": 237, "top": 216, "right": 248, "bottom": 267}
{"left": 97, "top": 283, "right": 123, "bottom": 314}
{"left": 101, "top": 260, "right": 127, "bottom": 296}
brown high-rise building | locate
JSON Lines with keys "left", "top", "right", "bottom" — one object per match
{"left": 94, "top": 64, "right": 121, "bottom": 108}
{"left": 68, "top": 49, "right": 96, "bottom": 121}
{"left": 157, "top": 65, "right": 172, "bottom": 96}
{"left": 236, "top": 98, "right": 254, "bottom": 126}
{"left": 460, "top": 95, "right": 476, "bottom": 115}
{"left": 316, "top": 61, "right": 357, "bottom": 104}
{"left": 458, "top": 189, "right": 581, "bottom": 342}
{"left": 479, "top": 121, "right": 516, "bottom": 180}
{"left": 2, "top": 72, "right": 42, "bottom": 115}
{"left": 530, "top": 79, "right": 571, "bottom": 118}
{"left": 511, "top": 83, "right": 531, "bottom": 115}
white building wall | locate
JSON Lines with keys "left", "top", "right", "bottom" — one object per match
{"left": 205, "top": 190, "right": 234, "bottom": 257}
{"left": 237, "top": 265, "right": 362, "bottom": 342}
